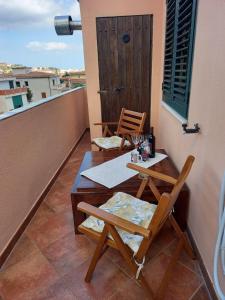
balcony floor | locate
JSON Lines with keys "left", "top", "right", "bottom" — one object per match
{"left": 0, "top": 132, "right": 211, "bottom": 300}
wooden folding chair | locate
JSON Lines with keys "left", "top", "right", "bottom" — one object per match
{"left": 77, "top": 155, "right": 195, "bottom": 299}
{"left": 92, "top": 108, "right": 146, "bottom": 151}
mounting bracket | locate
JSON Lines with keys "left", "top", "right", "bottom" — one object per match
{"left": 182, "top": 123, "right": 200, "bottom": 134}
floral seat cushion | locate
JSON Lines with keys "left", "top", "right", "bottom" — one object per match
{"left": 92, "top": 136, "right": 130, "bottom": 149}
{"left": 81, "top": 192, "right": 157, "bottom": 253}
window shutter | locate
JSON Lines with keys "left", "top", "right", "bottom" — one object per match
{"left": 162, "top": 0, "right": 176, "bottom": 102}
{"left": 163, "top": 0, "right": 197, "bottom": 119}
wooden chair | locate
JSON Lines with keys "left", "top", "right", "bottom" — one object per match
{"left": 77, "top": 155, "right": 195, "bottom": 299}
{"left": 92, "top": 108, "right": 146, "bottom": 151}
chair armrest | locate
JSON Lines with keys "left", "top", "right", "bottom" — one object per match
{"left": 127, "top": 163, "right": 177, "bottom": 185}
{"left": 94, "top": 122, "right": 118, "bottom": 126}
{"left": 78, "top": 202, "right": 150, "bottom": 238}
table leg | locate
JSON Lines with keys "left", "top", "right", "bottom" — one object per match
{"left": 173, "top": 190, "right": 189, "bottom": 231}
{"left": 71, "top": 195, "right": 86, "bottom": 234}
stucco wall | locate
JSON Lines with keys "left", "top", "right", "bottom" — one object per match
{"left": 0, "top": 88, "right": 88, "bottom": 255}
{"left": 159, "top": 0, "right": 225, "bottom": 283}
{"left": 17, "top": 78, "right": 52, "bottom": 102}
{"left": 79, "top": 0, "right": 164, "bottom": 141}
{"left": 0, "top": 81, "right": 10, "bottom": 90}
{"left": 0, "top": 93, "right": 28, "bottom": 114}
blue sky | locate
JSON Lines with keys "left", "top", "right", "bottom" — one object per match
{"left": 0, "top": 0, "right": 84, "bottom": 69}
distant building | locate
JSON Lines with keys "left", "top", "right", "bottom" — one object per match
{"left": 61, "top": 70, "right": 86, "bottom": 89}
{"left": 0, "top": 75, "right": 28, "bottom": 114}
{"left": 11, "top": 66, "right": 32, "bottom": 75}
{"left": 15, "top": 71, "right": 66, "bottom": 102}
{"left": 32, "top": 67, "right": 60, "bottom": 75}
{"left": 71, "top": 70, "right": 86, "bottom": 79}
{"left": 62, "top": 77, "right": 86, "bottom": 89}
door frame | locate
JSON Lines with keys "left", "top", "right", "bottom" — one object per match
{"left": 96, "top": 14, "right": 153, "bottom": 132}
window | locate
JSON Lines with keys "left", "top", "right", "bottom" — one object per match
{"left": 24, "top": 81, "right": 29, "bottom": 86}
{"left": 52, "top": 79, "right": 55, "bottom": 86}
{"left": 16, "top": 81, "right": 21, "bottom": 88}
{"left": 41, "top": 92, "right": 47, "bottom": 98}
{"left": 162, "top": 0, "right": 197, "bottom": 119}
{"left": 9, "top": 81, "right": 14, "bottom": 89}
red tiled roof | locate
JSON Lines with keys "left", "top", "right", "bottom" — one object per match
{"left": 0, "top": 74, "right": 15, "bottom": 79}
{"left": 15, "top": 72, "right": 56, "bottom": 79}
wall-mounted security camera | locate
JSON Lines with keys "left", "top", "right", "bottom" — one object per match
{"left": 54, "top": 15, "right": 82, "bottom": 36}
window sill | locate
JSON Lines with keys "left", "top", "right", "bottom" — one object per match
{"left": 161, "top": 101, "right": 187, "bottom": 124}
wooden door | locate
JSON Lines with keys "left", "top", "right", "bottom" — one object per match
{"left": 96, "top": 15, "right": 152, "bottom": 132}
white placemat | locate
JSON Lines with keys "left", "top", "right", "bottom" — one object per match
{"left": 80, "top": 151, "right": 167, "bottom": 189}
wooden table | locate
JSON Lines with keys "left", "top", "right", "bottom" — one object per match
{"left": 71, "top": 150, "right": 189, "bottom": 233}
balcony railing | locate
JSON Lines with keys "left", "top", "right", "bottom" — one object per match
{"left": 0, "top": 87, "right": 27, "bottom": 96}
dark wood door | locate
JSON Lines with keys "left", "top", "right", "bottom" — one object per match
{"left": 96, "top": 15, "right": 152, "bottom": 132}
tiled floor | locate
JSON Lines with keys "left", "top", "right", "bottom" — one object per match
{"left": 0, "top": 132, "right": 212, "bottom": 300}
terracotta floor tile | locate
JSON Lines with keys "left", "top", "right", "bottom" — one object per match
{"left": 143, "top": 252, "right": 202, "bottom": 300}
{"left": 22, "top": 279, "right": 75, "bottom": 300}
{"left": 45, "top": 191, "right": 71, "bottom": 213}
{"left": 2, "top": 235, "right": 39, "bottom": 271}
{"left": 154, "top": 221, "right": 176, "bottom": 249}
{"left": 47, "top": 180, "right": 66, "bottom": 194}
{"left": 191, "top": 284, "right": 212, "bottom": 300}
{"left": 110, "top": 278, "right": 149, "bottom": 300}
{"left": 0, "top": 132, "right": 212, "bottom": 300}
{"left": 164, "top": 239, "right": 202, "bottom": 277}
{"left": 0, "top": 251, "right": 59, "bottom": 300}
{"left": 43, "top": 232, "right": 95, "bottom": 276}
{"left": 26, "top": 211, "right": 74, "bottom": 251}
{"left": 28, "top": 202, "right": 55, "bottom": 230}
{"left": 105, "top": 247, "right": 133, "bottom": 277}
{"left": 62, "top": 255, "right": 130, "bottom": 299}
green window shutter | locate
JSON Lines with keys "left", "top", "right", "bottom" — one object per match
{"left": 163, "top": 0, "right": 197, "bottom": 119}
{"left": 162, "top": 0, "right": 176, "bottom": 102}
{"left": 12, "top": 95, "right": 23, "bottom": 109}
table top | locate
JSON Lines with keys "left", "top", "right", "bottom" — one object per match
{"left": 71, "top": 149, "right": 188, "bottom": 194}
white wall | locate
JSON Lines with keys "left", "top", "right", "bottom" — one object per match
{"left": 18, "top": 78, "right": 51, "bottom": 102}
{"left": 0, "top": 81, "right": 10, "bottom": 90}
{"left": 0, "top": 93, "right": 29, "bottom": 114}
{"left": 17, "top": 77, "right": 62, "bottom": 102}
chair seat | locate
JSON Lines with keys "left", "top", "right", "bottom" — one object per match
{"left": 81, "top": 192, "right": 157, "bottom": 253}
{"left": 92, "top": 136, "right": 131, "bottom": 149}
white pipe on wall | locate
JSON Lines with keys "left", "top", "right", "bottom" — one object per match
{"left": 213, "top": 171, "right": 225, "bottom": 300}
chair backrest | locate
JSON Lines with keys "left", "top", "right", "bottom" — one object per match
{"left": 150, "top": 155, "right": 195, "bottom": 235}
{"left": 136, "top": 155, "right": 195, "bottom": 259}
{"left": 117, "top": 108, "right": 146, "bottom": 134}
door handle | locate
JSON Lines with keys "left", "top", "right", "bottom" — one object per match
{"left": 97, "top": 90, "right": 108, "bottom": 94}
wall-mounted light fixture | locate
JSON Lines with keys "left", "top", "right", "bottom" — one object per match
{"left": 54, "top": 15, "right": 82, "bottom": 36}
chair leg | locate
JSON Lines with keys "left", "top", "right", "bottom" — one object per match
{"left": 169, "top": 215, "right": 195, "bottom": 259}
{"left": 85, "top": 226, "right": 108, "bottom": 282}
{"left": 155, "top": 238, "right": 184, "bottom": 300}
{"left": 106, "top": 224, "right": 154, "bottom": 299}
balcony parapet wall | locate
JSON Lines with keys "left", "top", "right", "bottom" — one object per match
{"left": 0, "top": 87, "right": 27, "bottom": 96}
{"left": 0, "top": 87, "right": 89, "bottom": 258}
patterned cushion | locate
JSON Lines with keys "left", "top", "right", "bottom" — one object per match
{"left": 81, "top": 192, "right": 157, "bottom": 253}
{"left": 92, "top": 136, "right": 130, "bottom": 149}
